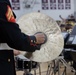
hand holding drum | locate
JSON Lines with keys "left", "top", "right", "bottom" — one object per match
{"left": 34, "top": 32, "right": 47, "bottom": 44}
{"left": 17, "top": 12, "right": 64, "bottom": 62}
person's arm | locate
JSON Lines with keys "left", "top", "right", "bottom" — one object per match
{"left": 0, "top": 2, "right": 45, "bottom": 52}
{"left": 59, "top": 15, "right": 66, "bottom": 22}
{"left": 0, "top": 21, "right": 43, "bottom": 52}
{"left": 13, "top": 49, "right": 21, "bottom": 56}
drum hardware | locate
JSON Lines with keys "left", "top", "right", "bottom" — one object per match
{"left": 15, "top": 56, "right": 39, "bottom": 71}
{"left": 46, "top": 57, "right": 64, "bottom": 75}
{"left": 23, "top": 70, "right": 33, "bottom": 75}
{"left": 15, "top": 55, "right": 42, "bottom": 75}
{"left": 46, "top": 56, "right": 76, "bottom": 75}
{"left": 23, "top": 63, "right": 41, "bottom": 75}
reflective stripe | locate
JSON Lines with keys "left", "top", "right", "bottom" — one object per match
{"left": 5, "top": 5, "right": 16, "bottom": 23}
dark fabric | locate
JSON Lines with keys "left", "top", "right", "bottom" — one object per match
{"left": 29, "top": 36, "right": 36, "bottom": 44}
{"left": 0, "top": 0, "right": 11, "bottom": 7}
{"left": 0, "top": 50, "right": 16, "bottom": 75}
{"left": 0, "top": 2, "right": 40, "bottom": 52}
{"left": 0, "top": 20, "right": 40, "bottom": 52}
{"left": 64, "top": 51, "right": 72, "bottom": 61}
{"left": 0, "top": 2, "right": 16, "bottom": 21}
{"left": 0, "top": 0, "right": 16, "bottom": 18}
{"left": 0, "top": 3, "right": 7, "bottom": 21}
{"left": 0, "top": 0, "right": 9, "bottom": 2}
{"left": 73, "top": 61, "right": 76, "bottom": 70}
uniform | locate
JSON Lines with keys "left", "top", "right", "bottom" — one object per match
{"left": 0, "top": 0, "right": 40, "bottom": 52}
{"left": 0, "top": 0, "right": 41, "bottom": 75}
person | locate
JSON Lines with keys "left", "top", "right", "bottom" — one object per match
{"left": 0, "top": 0, "right": 46, "bottom": 75}
{"left": 0, "top": 0, "right": 45, "bottom": 52}
{"left": 59, "top": 15, "right": 70, "bottom": 24}
{"left": 59, "top": 15, "right": 75, "bottom": 23}
{"left": 0, "top": 43, "right": 20, "bottom": 55}
{"left": 70, "top": 14, "right": 74, "bottom": 18}
{"left": 59, "top": 15, "right": 75, "bottom": 32}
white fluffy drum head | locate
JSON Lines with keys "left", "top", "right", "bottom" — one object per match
{"left": 17, "top": 12, "right": 64, "bottom": 62}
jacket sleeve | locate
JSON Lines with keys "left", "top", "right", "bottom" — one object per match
{"left": 0, "top": 21, "right": 41, "bottom": 52}
{"left": 0, "top": 2, "right": 41, "bottom": 52}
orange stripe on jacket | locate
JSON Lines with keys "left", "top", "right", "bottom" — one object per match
{"left": 6, "top": 5, "right": 16, "bottom": 23}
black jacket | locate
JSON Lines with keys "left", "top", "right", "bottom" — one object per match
{"left": 0, "top": 2, "right": 40, "bottom": 52}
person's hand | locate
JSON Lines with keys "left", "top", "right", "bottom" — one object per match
{"left": 34, "top": 33, "right": 46, "bottom": 44}
{"left": 13, "top": 50, "right": 20, "bottom": 56}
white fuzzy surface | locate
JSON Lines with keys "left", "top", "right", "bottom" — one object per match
{"left": 17, "top": 12, "right": 64, "bottom": 62}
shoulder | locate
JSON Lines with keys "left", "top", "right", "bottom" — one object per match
{"left": 0, "top": 2, "right": 7, "bottom": 13}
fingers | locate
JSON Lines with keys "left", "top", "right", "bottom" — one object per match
{"left": 34, "top": 33, "right": 46, "bottom": 44}
{"left": 13, "top": 50, "right": 21, "bottom": 56}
